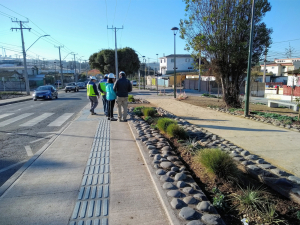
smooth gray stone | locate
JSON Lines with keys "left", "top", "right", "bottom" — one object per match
{"left": 175, "top": 172, "right": 187, "bottom": 181}
{"left": 179, "top": 166, "right": 186, "bottom": 172}
{"left": 160, "top": 157, "right": 168, "bottom": 162}
{"left": 147, "top": 145, "right": 156, "bottom": 149}
{"left": 163, "top": 182, "right": 177, "bottom": 190}
{"left": 160, "top": 161, "right": 173, "bottom": 169}
{"left": 167, "top": 190, "right": 184, "bottom": 198}
{"left": 182, "top": 187, "right": 194, "bottom": 194}
{"left": 166, "top": 171, "right": 176, "bottom": 177}
{"left": 241, "top": 160, "right": 253, "bottom": 166}
{"left": 258, "top": 164, "right": 275, "bottom": 170}
{"left": 162, "top": 146, "right": 171, "bottom": 151}
{"left": 241, "top": 150, "right": 250, "bottom": 156}
{"left": 179, "top": 207, "right": 199, "bottom": 220}
{"left": 194, "top": 193, "right": 207, "bottom": 201}
{"left": 154, "top": 154, "right": 162, "bottom": 160}
{"left": 247, "top": 165, "right": 261, "bottom": 172}
{"left": 177, "top": 181, "right": 187, "bottom": 188}
{"left": 156, "top": 169, "right": 166, "bottom": 175}
{"left": 271, "top": 168, "right": 288, "bottom": 176}
{"left": 229, "top": 153, "right": 239, "bottom": 158}
{"left": 152, "top": 160, "right": 160, "bottom": 164}
{"left": 183, "top": 196, "right": 197, "bottom": 204}
{"left": 171, "top": 166, "right": 180, "bottom": 172}
{"left": 256, "top": 159, "right": 265, "bottom": 164}
{"left": 233, "top": 157, "right": 244, "bottom": 162}
{"left": 160, "top": 175, "right": 174, "bottom": 182}
{"left": 149, "top": 150, "right": 159, "bottom": 154}
{"left": 167, "top": 156, "right": 179, "bottom": 162}
{"left": 201, "top": 214, "right": 223, "bottom": 225}
{"left": 245, "top": 154, "right": 258, "bottom": 160}
{"left": 170, "top": 198, "right": 186, "bottom": 209}
{"left": 187, "top": 221, "right": 205, "bottom": 225}
{"left": 153, "top": 164, "right": 160, "bottom": 169}
{"left": 141, "top": 137, "right": 148, "bottom": 142}
{"left": 197, "top": 201, "right": 215, "bottom": 213}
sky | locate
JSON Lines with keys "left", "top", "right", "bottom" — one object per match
{"left": 0, "top": 0, "right": 300, "bottom": 64}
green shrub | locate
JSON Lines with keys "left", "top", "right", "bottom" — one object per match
{"left": 144, "top": 116, "right": 154, "bottom": 124}
{"left": 142, "top": 107, "right": 156, "bottom": 117}
{"left": 133, "top": 106, "right": 144, "bottom": 116}
{"left": 156, "top": 118, "right": 177, "bottom": 132}
{"left": 166, "top": 123, "right": 188, "bottom": 139}
{"left": 202, "top": 93, "right": 210, "bottom": 97}
{"left": 194, "top": 148, "right": 239, "bottom": 181}
{"left": 128, "top": 95, "right": 135, "bottom": 102}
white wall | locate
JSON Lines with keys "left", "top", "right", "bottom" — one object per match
{"left": 160, "top": 56, "right": 194, "bottom": 74}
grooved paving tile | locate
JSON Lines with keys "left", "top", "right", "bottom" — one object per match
{"left": 69, "top": 120, "right": 110, "bottom": 224}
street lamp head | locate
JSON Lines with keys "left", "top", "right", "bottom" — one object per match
{"left": 43, "top": 35, "right": 50, "bottom": 37}
{"left": 171, "top": 27, "right": 179, "bottom": 35}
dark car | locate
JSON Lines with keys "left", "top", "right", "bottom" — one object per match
{"left": 65, "top": 82, "right": 79, "bottom": 92}
{"left": 33, "top": 85, "right": 58, "bottom": 101}
{"left": 76, "top": 82, "right": 85, "bottom": 89}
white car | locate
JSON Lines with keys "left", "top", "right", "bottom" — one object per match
{"left": 131, "top": 80, "right": 137, "bottom": 86}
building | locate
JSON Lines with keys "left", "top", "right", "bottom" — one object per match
{"left": 159, "top": 54, "right": 195, "bottom": 75}
{"left": 260, "top": 58, "right": 300, "bottom": 83}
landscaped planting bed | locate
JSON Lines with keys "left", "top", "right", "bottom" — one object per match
{"left": 129, "top": 106, "right": 300, "bottom": 225}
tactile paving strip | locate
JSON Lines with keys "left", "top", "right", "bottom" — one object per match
{"left": 69, "top": 120, "right": 110, "bottom": 225}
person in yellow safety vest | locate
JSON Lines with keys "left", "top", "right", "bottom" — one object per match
{"left": 87, "top": 76, "right": 100, "bottom": 115}
{"left": 98, "top": 74, "right": 108, "bottom": 117}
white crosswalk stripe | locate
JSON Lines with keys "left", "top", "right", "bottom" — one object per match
{"left": 0, "top": 113, "right": 14, "bottom": 119}
{"left": 0, "top": 113, "right": 34, "bottom": 127}
{"left": 20, "top": 113, "right": 54, "bottom": 127}
{"left": 48, "top": 113, "right": 74, "bottom": 127}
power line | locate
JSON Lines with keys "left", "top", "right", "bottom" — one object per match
{"left": 113, "top": 0, "right": 118, "bottom": 26}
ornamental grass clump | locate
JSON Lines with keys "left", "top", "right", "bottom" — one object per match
{"left": 156, "top": 118, "right": 177, "bottom": 133}
{"left": 194, "top": 148, "right": 240, "bottom": 181}
{"left": 128, "top": 95, "right": 135, "bottom": 102}
{"left": 142, "top": 107, "right": 156, "bottom": 117}
{"left": 133, "top": 106, "right": 144, "bottom": 116}
{"left": 166, "top": 123, "right": 188, "bottom": 139}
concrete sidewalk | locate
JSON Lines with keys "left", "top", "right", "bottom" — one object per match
{"left": 147, "top": 98, "right": 300, "bottom": 178}
{"left": 0, "top": 93, "right": 33, "bottom": 106}
{"left": 0, "top": 104, "right": 168, "bottom": 225}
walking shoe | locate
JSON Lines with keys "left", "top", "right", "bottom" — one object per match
{"left": 107, "top": 117, "right": 110, "bottom": 120}
{"left": 122, "top": 119, "right": 128, "bottom": 122}
{"left": 110, "top": 118, "right": 117, "bottom": 121}
{"left": 92, "top": 112, "right": 97, "bottom": 115}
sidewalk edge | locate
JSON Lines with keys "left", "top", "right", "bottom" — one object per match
{"left": 128, "top": 120, "right": 181, "bottom": 225}
{"left": 0, "top": 121, "right": 72, "bottom": 198}
{"left": 0, "top": 97, "right": 32, "bottom": 106}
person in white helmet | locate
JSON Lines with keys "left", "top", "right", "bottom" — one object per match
{"left": 113, "top": 71, "right": 132, "bottom": 122}
{"left": 87, "top": 76, "right": 100, "bottom": 115}
{"left": 105, "top": 73, "right": 117, "bottom": 121}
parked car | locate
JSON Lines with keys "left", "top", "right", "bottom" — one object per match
{"left": 131, "top": 80, "right": 137, "bottom": 86}
{"left": 76, "top": 82, "right": 85, "bottom": 89}
{"left": 33, "top": 85, "right": 58, "bottom": 101}
{"left": 65, "top": 82, "right": 79, "bottom": 92}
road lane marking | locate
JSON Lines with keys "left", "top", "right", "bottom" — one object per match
{"left": 24, "top": 145, "right": 33, "bottom": 156}
{"left": 20, "top": 113, "right": 54, "bottom": 127}
{"left": 48, "top": 113, "right": 73, "bottom": 127}
{"left": 0, "top": 113, "right": 34, "bottom": 127}
{"left": 0, "top": 113, "right": 14, "bottom": 119}
{"left": 0, "top": 160, "right": 27, "bottom": 174}
{"left": 30, "top": 134, "right": 55, "bottom": 144}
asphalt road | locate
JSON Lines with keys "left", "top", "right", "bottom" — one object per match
{"left": 0, "top": 90, "right": 89, "bottom": 187}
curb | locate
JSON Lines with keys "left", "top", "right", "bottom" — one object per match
{"left": 128, "top": 120, "right": 181, "bottom": 225}
{"left": 0, "top": 121, "right": 71, "bottom": 198}
{"left": 0, "top": 97, "right": 32, "bottom": 106}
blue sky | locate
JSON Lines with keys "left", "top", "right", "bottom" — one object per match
{"left": 0, "top": 0, "right": 300, "bottom": 64}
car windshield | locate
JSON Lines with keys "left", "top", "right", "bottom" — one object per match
{"left": 36, "top": 86, "right": 51, "bottom": 91}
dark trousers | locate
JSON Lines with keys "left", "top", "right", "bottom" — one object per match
{"left": 101, "top": 95, "right": 108, "bottom": 116}
{"left": 89, "top": 96, "right": 98, "bottom": 113}
{"left": 107, "top": 100, "right": 115, "bottom": 118}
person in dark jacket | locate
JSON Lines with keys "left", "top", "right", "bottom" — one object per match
{"left": 113, "top": 71, "right": 132, "bottom": 122}
{"left": 87, "top": 76, "right": 100, "bottom": 115}
{"left": 99, "top": 74, "right": 108, "bottom": 116}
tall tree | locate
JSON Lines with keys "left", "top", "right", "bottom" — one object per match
{"left": 180, "top": 0, "right": 272, "bottom": 107}
{"left": 89, "top": 47, "right": 140, "bottom": 75}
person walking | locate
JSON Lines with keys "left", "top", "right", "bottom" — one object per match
{"left": 87, "top": 76, "right": 100, "bottom": 115}
{"left": 106, "top": 73, "right": 117, "bottom": 121}
{"left": 113, "top": 71, "right": 132, "bottom": 122}
{"left": 99, "top": 74, "right": 108, "bottom": 116}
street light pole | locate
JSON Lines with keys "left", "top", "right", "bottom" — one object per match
{"left": 156, "top": 53, "right": 159, "bottom": 95}
{"left": 171, "top": 27, "right": 179, "bottom": 98}
{"left": 143, "top": 56, "right": 146, "bottom": 90}
{"left": 244, "top": 0, "right": 256, "bottom": 117}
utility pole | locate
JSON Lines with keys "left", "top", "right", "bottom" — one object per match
{"left": 11, "top": 19, "right": 31, "bottom": 95}
{"left": 198, "top": 53, "right": 202, "bottom": 91}
{"left": 55, "top": 45, "right": 64, "bottom": 86}
{"left": 244, "top": 0, "right": 256, "bottom": 117}
{"left": 263, "top": 50, "right": 267, "bottom": 83}
{"left": 72, "top": 53, "right": 78, "bottom": 82}
{"left": 107, "top": 26, "right": 123, "bottom": 80}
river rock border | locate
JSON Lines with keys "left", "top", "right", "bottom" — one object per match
{"left": 128, "top": 108, "right": 225, "bottom": 225}
{"left": 208, "top": 106, "right": 300, "bottom": 132}
{"left": 154, "top": 107, "right": 300, "bottom": 205}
